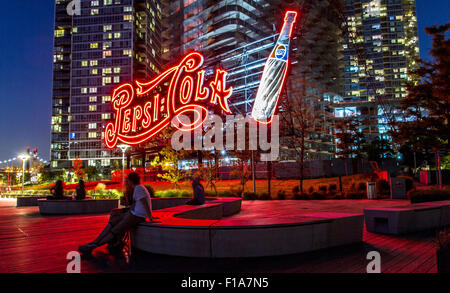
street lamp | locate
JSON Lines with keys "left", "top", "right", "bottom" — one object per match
{"left": 18, "top": 154, "right": 30, "bottom": 195}
{"left": 118, "top": 144, "right": 130, "bottom": 196}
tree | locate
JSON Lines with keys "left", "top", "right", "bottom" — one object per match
{"left": 335, "top": 117, "right": 365, "bottom": 159}
{"left": 72, "top": 157, "right": 85, "bottom": 181}
{"left": 280, "top": 77, "right": 327, "bottom": 194}
{"left": 363, "top": 137, "right": 394, "bottom": 164}
{"left": 151, "top": 146, "right": 190, "bottom": 189}
{"left": 392, "top": 23, "right": 449, "bottom": 188}
{"left": 85, "top": 166, "right": 99, "bottom": 181}
{"left": 198, "top": 150, "right": 220, "bottom": 195}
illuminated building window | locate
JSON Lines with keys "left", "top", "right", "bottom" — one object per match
{"left": 90, "top": 60, "right": 98, "bottom": 66}
{"left": 102, "top": 113, "right": 111, "bottom": 120}
{"left": 55, "top": 29, "right": 65, "bottom": 37}
{"left": 89, "top": 105, "right": 97, "bottom": 112}
{"left": 89, "top": 96, "right": 97, "bottom": 102}
{"left": 90, "top": 43, "right": 98, "bottom": 49}
{"left": 81, "top": 61, "right": 88, "bottom": 67}
{"left": 91, "top": 9, "right": 99, "bottom": 15}
{"left": 103, "top": 77, "right": 111, "bottom": 85}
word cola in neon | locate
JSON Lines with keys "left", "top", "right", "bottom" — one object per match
{"left": 105, "top": 52, "right": 233, "bottom": 149}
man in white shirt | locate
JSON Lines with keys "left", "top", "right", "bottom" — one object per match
{"left": 78, "top": 172, "right": 152, "bottom": 254}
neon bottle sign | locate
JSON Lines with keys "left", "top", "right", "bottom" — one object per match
{"left": 104, "top": 52, "right": 233, "bottom": 149}
{"left": 251, "top": 10, "right": 298, "bottom": 124}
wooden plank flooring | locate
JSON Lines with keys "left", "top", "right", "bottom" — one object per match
{"left": 0, "top": 199, "right": 439, "bottom": 273}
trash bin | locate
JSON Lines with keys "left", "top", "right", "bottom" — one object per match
{"left": 367, "top": 182, "right": 376, "bottom": 200}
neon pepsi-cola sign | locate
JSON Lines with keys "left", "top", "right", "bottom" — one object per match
{"left": 104, "top": 52, "right": 232, "bottom": 149}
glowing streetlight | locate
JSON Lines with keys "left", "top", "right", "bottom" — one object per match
{"left": 18, "top": 154, "right": 30, "bottom": 195}
{"left": 117, "top": 144, "right": 130, "bottom": 196}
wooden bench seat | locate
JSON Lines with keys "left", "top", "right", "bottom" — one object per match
{"left": 17, "top": 196, "right": 48, "bottom": 207}
{"left": 38, "top": 199, "right": 119, "bottom": 215}
{"left": 132, "top": 198, "right": 364, "bottom": 258}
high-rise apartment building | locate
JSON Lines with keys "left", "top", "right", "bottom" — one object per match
{"left": 336, "top": 0, "right": 419, "bottom": 140}
{"left": 50, "top": 0, "right": 162, "bottom": 170}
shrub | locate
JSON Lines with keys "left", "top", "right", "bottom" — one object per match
{"left": 294, "top": 193, "right": 310, "bottom": 200}
{"left": 318, "top": 185, "right": 327, "bottom": 194}
{"left": 308, "top": 186, "right": 314, "bottom": 194}
{"left": 95, "top": 183, "right": 106, "bottom": 191}
{"left": 155, "top": 189, "right": 193, "bottom": 198}
{"left": 376, "top": 179, "right": 390, "bottom": 196}
{"left": 358, "top": 182, "right": 366, "bottom": 192}
{"left": 311, "top": 192, "right": 326, "bottom": 200}
{"left": 242, "top": 192, "right": 257, "bottom": 200}
{"left": 329, "top": 184, "right": 337, "bottom": 193}
{"left": 409, "top": 189, "right": 450, "bottom": 203}
{"left": 345, "top": 191, "right": 365, "bottom": 199}
{"left": 230, "top": 185, "right": 243, "bottom": 197}
{"left": 258, "top": 192, "right": 271, "bottom": 200}
{"left": 277, "top": 190, "right": 286, "bottom": 200}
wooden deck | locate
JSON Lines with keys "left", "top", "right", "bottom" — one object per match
{"left": 0, "top": 198, "right": 439, "bottom": 273}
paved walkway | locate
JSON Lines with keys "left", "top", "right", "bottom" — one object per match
{"left": 0, "top": 199, "right": 439, "bottom": 273}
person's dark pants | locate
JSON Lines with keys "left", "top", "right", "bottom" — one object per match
{"left": 185, "top": 198, "right": 205, "bottom": 205}
{"left": 108, "top": 208, "right": 145, "bottom": 240}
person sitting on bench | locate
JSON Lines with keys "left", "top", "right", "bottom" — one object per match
{"left": 46, "top": 180, "right": 68, "bottom": 200}
{"left": 75, "top": 179, "right": 86, "bottom": 200}
{"left": 77, "top": 172, "right": 152, "bottom": 254}
{"left": 186, "top": 177, "right": 205, "bottom": 205}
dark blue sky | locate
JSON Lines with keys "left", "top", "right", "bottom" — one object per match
{"left": 0, "top": 0, "right": 449, "bottom": 161}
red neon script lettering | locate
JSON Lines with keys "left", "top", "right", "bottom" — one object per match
{"left": 105, "top": 52, "right": 233, "bottom": 149}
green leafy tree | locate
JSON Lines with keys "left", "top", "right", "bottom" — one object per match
{"left": 151, "top": 147, "right": 190, "bottom": 189}
{"left": 85, "top": 166, "right": 99, "bottom": 181}
{"left": 392, "top": 24, "right": 449, "bottom": 187}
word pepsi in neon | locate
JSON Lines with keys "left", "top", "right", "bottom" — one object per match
{"left": 105, "top": 52, "right": 232, "bottom": 149}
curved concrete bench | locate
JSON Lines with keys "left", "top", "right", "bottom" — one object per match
{"left": 132, "top": 198, "right": 364, "bottom": 258}
{"left": 364, "top": 200, "right": 450, "bottom": 235}
{"left": 38, "top": 199, "right": 119, "bottom": 215}
{"left": 17, "top": 196, "right": 48, "bottom": 207}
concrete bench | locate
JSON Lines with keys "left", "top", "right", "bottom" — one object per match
{"left": 364, "top": 200, "right": 450, "bottom": 235}
{"left": 132, "top": 198, "right": 364, "bottom": 258}
{"left": 38, "top": 199, "right": 119, "bottom": 215}
{"left": 17, "top": 196, "right": 48, "bottom": 207}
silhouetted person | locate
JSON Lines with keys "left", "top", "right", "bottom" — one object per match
{"left": 47, "top": 180, "right": 66, "bottom": 200}
{"left": 78, "top": 172, "right": 152, "bottom": 254}
{"left": 75, "top": 180, "right": 86, "bottom": 200}
{"left": 186, "top": 178, "right": 205, "bottom": 205}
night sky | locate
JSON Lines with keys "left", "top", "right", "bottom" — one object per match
{"left": 0, "top": 0, "right": 449, "bottom": 161}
